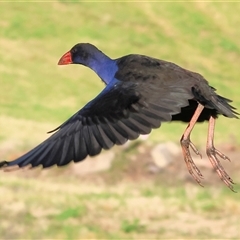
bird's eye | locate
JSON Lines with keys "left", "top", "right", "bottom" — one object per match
{"left": 71, "top": 48, "right": 77, "bottom": 53}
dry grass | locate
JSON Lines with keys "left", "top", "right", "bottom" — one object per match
{"left": 0, "top": 172, "right": 240, "bottom": 239}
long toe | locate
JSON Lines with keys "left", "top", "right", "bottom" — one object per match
{"left": 206, "top": 147, "right": 235, "bottom": 191}
{"left": 181, "top": 139, "right": 204, "bottom": 185}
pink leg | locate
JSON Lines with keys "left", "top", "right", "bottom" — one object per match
{"left": 206, "top": 116, "right": 235, "bottom": 191}
{"left": 180, "top": 103, "right": 204, "bottom": 186}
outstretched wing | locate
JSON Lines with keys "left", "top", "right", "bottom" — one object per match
{"left": 0, "top": 76, "right": 192, "bottom": 170}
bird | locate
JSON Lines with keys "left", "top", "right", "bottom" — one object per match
{"left": 0, "top": 43, "right": 238, "bottom": 191}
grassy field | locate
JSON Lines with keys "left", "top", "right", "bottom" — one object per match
{"left": 0, "top": 172, "right": 240, "bottom": 239}
{"left": 0, "top": 2, "right": 240, "bottom": 239}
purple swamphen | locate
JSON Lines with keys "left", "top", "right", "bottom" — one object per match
{"left": 0, "top": 43, "right": 238, "bottom": 190}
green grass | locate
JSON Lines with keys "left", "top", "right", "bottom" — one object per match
{"left": 0, "top": 2, "right": 240, "bottom": 147}
{"left": 121, "top": 219, "right": 146, "bottom": 233}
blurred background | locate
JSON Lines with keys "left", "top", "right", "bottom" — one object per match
{"left": 0, "top": 2, "right": 240, "bottom": 239}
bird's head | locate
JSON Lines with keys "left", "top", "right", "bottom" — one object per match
{"left": 58, "top": 43, "right": 115, "bottom": 84}
{"left": 58, "top": 43, "right": 100, "bottom": 66}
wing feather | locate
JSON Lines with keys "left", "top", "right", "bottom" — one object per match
{"left": 1, "top": 67, "right": 194, "bottom": 169}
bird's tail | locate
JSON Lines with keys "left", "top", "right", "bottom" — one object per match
{"left": 212, "top": 94, "right": 239, "bottom": 118}
{"left": 192, "top": 85, "right": 239, "bottom": 119}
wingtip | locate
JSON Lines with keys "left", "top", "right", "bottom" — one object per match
{"left": 0, "top": 160, "right": 8, "bottom": 168}
{"left": 0, "top": 160, "right": 27, "bottom": 171}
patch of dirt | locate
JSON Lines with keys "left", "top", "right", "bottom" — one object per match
{"left": 125, "top": 142, "right": 240, "bottom": 189}
{"left": 2, "top": 140, "right": 240, "bottom": 191}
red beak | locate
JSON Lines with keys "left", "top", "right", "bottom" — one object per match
{"left": 58, "top": 51, "right": 72, "bottom": 65}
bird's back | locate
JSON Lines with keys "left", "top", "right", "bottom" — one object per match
{"left": 115, "top": 54, "right": 238, "bottom": 121}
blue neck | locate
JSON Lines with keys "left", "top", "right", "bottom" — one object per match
{"left": 88, "top": 53, "right": 118, "bottom": 85}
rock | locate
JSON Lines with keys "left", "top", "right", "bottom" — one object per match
{"left": 146, "top": 162, "right": 161, "bottom": 174}
{"left": 150, "top": 142, "right": 180, "bottom": 169}
{"left": 190, "top": 157, "right": 212, "bottom": 169}
{"left": 70, "top": 151, "right": 115, "bottom": 176}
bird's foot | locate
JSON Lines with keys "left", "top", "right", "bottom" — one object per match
{"left": 206, "top": 146, "right": 235, "bottom": 192}
{"left": 181, "top": 138, "right": 204, "bottom": 186}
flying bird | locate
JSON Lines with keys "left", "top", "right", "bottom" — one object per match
{"left": 0, "top": 43, "right": 238, "bottom": 191}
